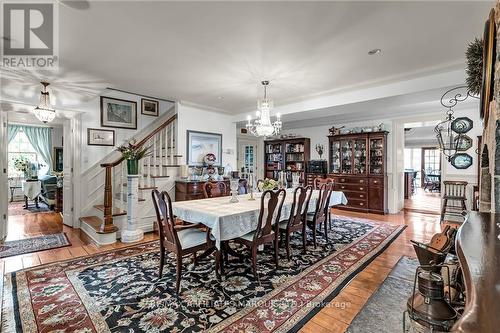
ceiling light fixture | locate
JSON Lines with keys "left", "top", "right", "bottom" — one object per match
{"left": 246, "top": 81, "right": 282, "bottom": 137}
{"left": 368, "top": 48, "right": 382, "bottom": 55}
{"left": 33, "top": 81, "right": 56, "bottom": 123}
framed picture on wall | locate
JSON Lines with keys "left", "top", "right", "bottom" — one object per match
{"left": 141, "top": 98, "right": 159, "bottom": 116}
{"left": 186, "top": 130, "right": 222, "bottom": 166}
{"left": 87, "top": 128, "right": 115, "bottom": 146}
{"left": 53, "top": 147, "right": 63, "bottom": 172}
{"left": 100, "top": 96, "right": 137, "bottom": 129}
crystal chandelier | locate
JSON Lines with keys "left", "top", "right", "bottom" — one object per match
{"left": 33, "top": 81, "right": 56, "bottom": 123}
{"left": 246, "top": 81, "right": 282, "bottom": 137}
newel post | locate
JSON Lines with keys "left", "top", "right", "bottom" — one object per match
{"left": 102, "top": 165, "right": 118, "bottom": 233}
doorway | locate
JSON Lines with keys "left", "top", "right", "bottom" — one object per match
{"left": 403, "top": 125, "right": 442, "bottom": 215}
{"left": 237, "top": 137, "right": 261, "bottom": 181}
{"left": 0, "top": 111, "right": 75, "bottom": 243}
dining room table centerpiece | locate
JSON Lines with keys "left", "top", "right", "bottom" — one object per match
{"left": 117, "top": 140, "right": 151, "bottom": 175}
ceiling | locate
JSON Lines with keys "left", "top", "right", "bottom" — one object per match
{"left": 0, "top": 1, "right": 492, "bottom": 116}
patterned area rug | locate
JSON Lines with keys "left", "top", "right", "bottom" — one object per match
{"left": 0, "top": 233, "right": 71, "bottom": 259}
{"left": 2, "top": 215, "right": 405, "bottom": 333}
{"left": 345, "top": 256, "right": 419, "bottom": 333}
{"left": 8, "top": 201, "right": 51, "bottom": 216}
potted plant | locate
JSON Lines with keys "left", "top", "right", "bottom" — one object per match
{"left": 117, "top": 140, "right": 151, "bottom": 175}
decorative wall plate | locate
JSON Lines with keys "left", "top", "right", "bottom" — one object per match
{"left": 451, "top": 117, "right": 473, "bottom": 134}
{"left": 479, "top": 8, "right": 496, "bottom": 125}
{"left": 451, "top": 153, "right": 473, "bottom": 169}
{"left": 454, "top": 135, "right": 473, "bottom": 151}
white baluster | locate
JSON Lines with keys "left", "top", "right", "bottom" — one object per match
{"left": 159, "top": 131, "right": 163, "bottom": 176}
{"left": 164, "top": 126, "right": 168, "bottom": 166}
{"left": 121, "top": 162, "right": 125, "bottom": 208}
{"left": 153, "top": 135, "right": 157, "bottom": 177}
{"left": 147, "top": 138, "right": 152, "bottom": 187}
{"left": 170, "top": 122, "right": 174, "bottom": 166}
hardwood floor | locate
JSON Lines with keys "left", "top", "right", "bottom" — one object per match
{"left": 404, "top": 187, "right": 441, "bottom": 215}
{"left": 0, "top": 208, "right": 442, "bottom": 332}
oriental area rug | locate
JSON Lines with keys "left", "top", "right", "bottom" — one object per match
{"left": 1, "top": 215, "right": 405, "bottom": 333}
{"left": 0, "top": 233, "right": 70, "bottom": 259}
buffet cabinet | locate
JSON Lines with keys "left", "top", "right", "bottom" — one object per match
{"left": 175, "top": 179, "right": 230, "bottom": 201}
{"left": 328, "top": 131, "right": 388, "bottom": 214}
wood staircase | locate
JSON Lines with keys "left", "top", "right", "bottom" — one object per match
{"left": 79, "top": 114, "right": 179, "bottom": 244}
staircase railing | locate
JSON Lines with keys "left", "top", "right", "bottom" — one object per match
{"left": 98, "top": 114, "right": 178, "bottom": 233}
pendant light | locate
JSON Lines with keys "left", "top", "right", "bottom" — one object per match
{"left": 34, "top": 81, "right": 56, "bottom": 123}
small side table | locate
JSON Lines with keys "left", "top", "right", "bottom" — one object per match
{"left": 9, "top": 185, "right": 21, "bottom": 202}
{"left": 22, "top": 180, "right": 41, "bottom": 209}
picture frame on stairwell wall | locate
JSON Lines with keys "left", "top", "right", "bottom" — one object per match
{"left": 141, "top": 98, "right": 159, "bottom": 117}
{"left": 87, "top": 128, "right": 115, "bottom": 146}
{"left": 100, "top": 96, "right": 137, "bottom": 129}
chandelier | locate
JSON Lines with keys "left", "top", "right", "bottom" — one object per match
{"left": 33, "top": 81, "right": 56, "bottom": 123}
{"left": 246, "top": 81, "right": 282, "bottom": 137}
{"left": 435, "top": 86, "right": 477, "bottom": 161}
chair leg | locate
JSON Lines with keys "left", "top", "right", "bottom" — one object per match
{"left": 313, "top": 223, "right": 317, "bottom": 249}
{"left": 285, "top": 232, "right": 291, "bottom": 260}
{"left": 274, "top": 239, "right": 279, "bottom": 269}
{"left": 324, "top": 220, "right": 329, "bottom": 242}
{"left": 302, "top": 225, "right": 307, "bottom": 253}
{"left": 158, "top": 248, "right": 165, "bottom": 278}
{"left": 192, "top": 251, "right": 198, "bottom": 265}
{"left": 175, "top": 255, "right": 183, "bottom": 293}
{"left": 440, "top": 199, "right": 448, "bottom": 222}
{"left": 251, "top": 245, "right": 258, "bottom": 279}
{"left": 328, "top": 210, "right": 332, "bottom": 230}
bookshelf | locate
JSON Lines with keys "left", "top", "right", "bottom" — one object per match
{"left": 264, "top": 138, "right": 310, "bottom": 184}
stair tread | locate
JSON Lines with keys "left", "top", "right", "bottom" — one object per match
{"left": 122, "top": 183, "right": 158, "bottom": 190}
{"left": 150, "top": 175, "right": 170, "bottom": 178}
{"left": 114, "top": 193, "right": 147, "bottom": 202}
{"left": 79, "top": 216, "right": 103, "bottom": 232}
{"left": 93, "top": 205, "right": 127, "bottom": 216}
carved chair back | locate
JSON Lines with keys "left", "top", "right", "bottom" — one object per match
{"left": 203, "top": 181, "right": 228, "bottom": 198}
{"left": 313, "top": 177, "right": 333, "bottom": 190}
{"left": 254, "top": 189, "right": 286, "bottom": 241}
{"left": 288, "top": 186, "right": 313, "bottom": 229}
{"left": 314, "top": 183, "right": 333, "bottom": 225}
{"left": 238, "top": 178, "right": 248, "bottom": 194}
{"left": 152, "top": 189, "right": 180, "bottom": 252}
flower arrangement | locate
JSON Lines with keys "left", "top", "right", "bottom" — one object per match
{"left": 203, "top": 153, "right": 216, "bottom": 166}
{"left": 116, "top": 140, "right": 151, "bottom": 160}
{"left": 13, "top": 156, "right": 30, "bottom": 173}
{"left": 261, "top": 178, "right": 278, "bottom": 191}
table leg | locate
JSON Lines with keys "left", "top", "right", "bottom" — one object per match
{"left": 35, "top": 196, "right": 39, "bottom": 209}
{"left": 10, "top": 188, "right": 14, "bottom": 202}
{"left": 24, "top": 195, "right": 28, "bottom": 209}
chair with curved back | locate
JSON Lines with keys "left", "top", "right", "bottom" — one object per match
{"left": 152, "top": 189, "right": 214, "bottom": 293}
{"left": 278, "top": 186, "right": 313, "bottom": 260}
{"left": 231, "top": 189, "right": 286, "bottom": 278}
{"left": 238, "top": 178, "right": 248, "bottom": 194}
{"left": 307, "top": 182, "right": 333, "bottom": 248}
{"left": 313, "top": 177, "right": 333, "bottom": 190}
{"left": 203, "top": 181, "right": 228, "bottom": 198}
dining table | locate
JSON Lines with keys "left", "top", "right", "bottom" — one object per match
{"left": 172, "top": 190, "right": 348, "bottom": 250}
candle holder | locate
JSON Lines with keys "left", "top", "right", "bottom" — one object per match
{"left": 248, "top": 172, "right": 255, "bottom": 201}
{"left": 229, "top": 179, "right": 239, "bottom": 203}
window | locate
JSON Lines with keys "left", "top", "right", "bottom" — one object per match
{"left": 8, "top": 130, "right": 48, "bottom": 177}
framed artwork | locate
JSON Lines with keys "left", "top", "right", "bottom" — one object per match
{"left": 454, "top": 135, "right": 473, "bottom": 151}
{"left": 141, "top": 98, "right": 159, "bottom": 117}
{"left": 480, "top": 8, "right": 496, "bottom": 125}
{"left": 100, "top": 96, "right": 137, "bottom": 129}
{"left": 53, "top": 147, "right": 63, "bottom": 172}
{"left": 87, "top": 128, "right": 115, "bottom": 146}
{"left": 186, "top": 130, "right": 222, "bottom": 166}
{"left": 451, "top": 153, "right": 473, "bottom": 169}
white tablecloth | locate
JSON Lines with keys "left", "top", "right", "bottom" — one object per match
{"left": 22, "top": 180, "right": 41, "bottom": 200}
{"left": 172, "top": 190, "right": 348, "bottom": 248}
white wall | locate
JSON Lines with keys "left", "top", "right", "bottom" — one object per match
{"left": 177, "top": 103, "right": 237, "bottom": 171}
{"left": 78, "top": 90, "right": 175, "bottom": 172}
{"left": 52, "top": 126, "right": 63, "bottom": 148}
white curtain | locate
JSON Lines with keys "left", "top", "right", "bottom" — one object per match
{"left": 8, "top": 124, "right": 20, "bottom": 144}
{"left": 22, "top": 126, "right": 53, "bottom": 174}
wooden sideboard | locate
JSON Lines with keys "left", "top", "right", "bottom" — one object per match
{"left": 175, "top": 179, "right": 230, "bottom": 201}
{"left": 452, "top": 212, "right": 500, "bottom": 332}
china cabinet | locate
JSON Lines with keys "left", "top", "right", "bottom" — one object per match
{"left": 327, "top": 131, "right": 388, "bottom": 214}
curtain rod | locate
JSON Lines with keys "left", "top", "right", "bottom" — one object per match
{"left": 8, "top": 122, "right": 56, "bottom": 129}
{"left": 105, "top": 87, "right": 175, "bottom": 103}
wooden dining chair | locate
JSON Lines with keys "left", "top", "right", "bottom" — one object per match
{"left": 238, "top": 178, "right": 248, "bottom": 194}
{"left": 203, "top": 181, "right": 228, "bottom": 198}
{"left": 313, "top": 177, "right": 334, "bottom": 229}
{"left": 231, "top": 189, "right": 286, "bottom": 278}
{"left": 278, "top": 186, "right": 313, "bottom": 260}
{"left": 152, "top": 189, "right": 214, "bottom": 293}
{"left": 307, "top": 183, "right": 333, "bottom": 248}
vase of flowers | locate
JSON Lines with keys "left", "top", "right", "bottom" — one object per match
{"left": 261, "top": 178, "right": 278, "bottom": 191}
{"left": 14, "top": 156, "right": 30, "bottom": 178}
{"left": 117, "top": 140, "right": 151, "bottom": 175}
